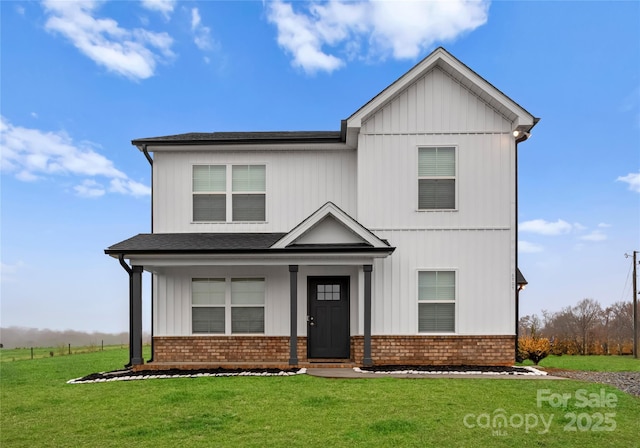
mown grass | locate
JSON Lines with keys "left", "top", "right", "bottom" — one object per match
{"left": 520, "top": 355, "right": 640, "bottom": 372}
{"left": 1, "top": 348, "right": 639, "bottom": 447}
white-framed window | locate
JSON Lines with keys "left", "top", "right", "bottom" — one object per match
{"left": 418, "top": 147, "right": 456, "bottom": 210}
{"left": 418, "top": 271, "right": 455, "bottom": 332}
{"left": 193, "top": 164, "right": 266, "bottom": 222}
{"left": 192, "top": 278, "right": 265, "bottom": 334}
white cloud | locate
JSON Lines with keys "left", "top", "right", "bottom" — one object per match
{"left": 109, "top": 178, "right": 152, "bottom": 197}
{"left": 519, "top": 219, "right": 573, "bottom": 236}
{"left": 191, "top": 7, "right": 215, "bottom": 51}
{"left": 267, "top": 1, "right": 345, "bottom": 74}
{"left": 42, "top": 0, "right": 174, "bottom": 81}
{"left": 0, "top": 116, "right": 150, "bottom": 198}
{"left": 74, "top": 179, "right": 106, "bottom": 198}
{"left": 140, "top": 0, "right": 175, "bottom": 19}
{"left": 617, "top": 171, "right": 640, "bottom": 193}
{"left": 597, "top": 222, "right": 612, "bottom": 228}
{"left": 519, "top": 241, "right": 544, "bottom": 253}
{"left": 266, "top": 0, "right": 489, "bottom": 74}
{"left": 580, "top": 230, "right": 608, "bottom": 242}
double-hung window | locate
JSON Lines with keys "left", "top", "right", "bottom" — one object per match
{"left": 192, "top": 165, "right": 265, "bottom": 222}
{"left": 418, "top": 271, "right": 455, "bottom": 332}
{"left": 192, "top": 278, "right": 265, "bottom": 334}
{"left": 418, "top": 147, "right": 456, "bottom": 210}
{"left": 192, "top": 278, "right": 225, "bottom": 333}
{"left": 193, "top": 165, "right": 226, "bottom": 221}
{"left": 231, "top": 165, "right": 266, "bottom": 221}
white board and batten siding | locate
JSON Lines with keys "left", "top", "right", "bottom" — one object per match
{"left": 153, "top": 265, "right": 360, "bottom": 337}
{"left": 153, "top": 149, "right": 357, "bottom": 234}
{"left": 358, "top": 65, "right": 517, "bottom": 336}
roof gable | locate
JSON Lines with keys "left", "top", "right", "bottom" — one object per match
{"left": 347, "top": 47, "right": 536, "bottom": 133}
{"left": 271, "top": 202, "right": 390, "bottom": 249}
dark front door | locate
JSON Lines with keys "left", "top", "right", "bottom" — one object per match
{"left": 307, "top": 277, "right": 350, "bottom": 359}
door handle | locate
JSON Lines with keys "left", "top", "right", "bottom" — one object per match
{"left": 307, "top": 316, "right": 315, "bottom": 326}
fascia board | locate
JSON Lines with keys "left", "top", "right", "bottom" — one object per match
{"left": 136, "top": 142, "right": 354, "bottom": 152}
{"left": 347, "top": 48, "right": 535, "bottom": 131}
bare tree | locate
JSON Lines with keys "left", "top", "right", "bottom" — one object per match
{"left": 533, "top": 299, "right": 633, "bottom": 355}
{"left": 519, "top": 314, "right": 542, "bottom": 338}
{"left": 571, "top": 298, "right": 603, "bottom": 355}
{"left": 608, "top": 301, "right": 634, "bottom": 354}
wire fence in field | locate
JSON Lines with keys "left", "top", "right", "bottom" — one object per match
{"left": 0, "top": 342, "right": 134, "bottom": 362}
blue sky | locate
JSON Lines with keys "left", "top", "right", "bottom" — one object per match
{"left": 1, "top": 0, "right": 639, "bottom": 333}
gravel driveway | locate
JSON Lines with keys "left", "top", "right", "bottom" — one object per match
{"left": 546, "top": 370, "right": 640, "bottom": 397}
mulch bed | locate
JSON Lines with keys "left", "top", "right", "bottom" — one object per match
{"left": 359, "top": 365, "right": 536, "bottom": 374}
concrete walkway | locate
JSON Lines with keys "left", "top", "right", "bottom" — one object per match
{"left": 305, "top": 368, "right": 568, "bottom": 380}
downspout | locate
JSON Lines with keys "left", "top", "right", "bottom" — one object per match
{"left": 119, "top": 253, "right": 133, "bottom": 275}
{"left": 141, "top": 144, "right": 155, "bottom": 362}
{"left": 118, "top": 254, "right": 133, "bottom": 368}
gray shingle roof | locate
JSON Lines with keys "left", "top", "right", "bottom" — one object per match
{"left": 106, "top": 233, "right": 286, "bottom": 253}
{"left": 105, "top": 233, "right": 393, "bottom": 255}
{"left": 131, "top": 131, "right": 343, "bottom": 146}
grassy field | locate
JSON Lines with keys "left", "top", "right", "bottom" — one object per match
{"left": 0, "top": 344, "right": 131, "bottom": 362}
{"left": 1, "top": 349, "right": 639, "bottom": 448}
{"left": 523, "top": 355, "right": 640, "bottom": 372}
{"left": 522, "top": 355, "right": 640, "bottom": 372}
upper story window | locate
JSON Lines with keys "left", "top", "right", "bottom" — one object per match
{"left": 418, "top": 271, "right": 456, "bottom": 332}
{"left": 418, "top": 147, "right": 456, "bottom": 210}
{"left": 193, "top": 164, "right": 265, "bottom": 222}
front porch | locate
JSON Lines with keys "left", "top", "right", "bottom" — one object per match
{"left": 106, "top": 203, "right": 395, "bottom": 369}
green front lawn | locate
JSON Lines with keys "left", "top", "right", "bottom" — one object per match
{"left": 521, "top": 355, "right": 640, "bottom": 372}
{"left": 1, "top": 348, "right": 639, "bottom": 447}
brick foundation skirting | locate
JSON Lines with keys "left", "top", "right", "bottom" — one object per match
{"left": 154, "top": 336, "right": 307, "bottom": 364}
{"left": 351, "top": 335, "right": 515, "bottom": 366}
{"left": 153, "top": 335, "right": 514, "bottom": 366}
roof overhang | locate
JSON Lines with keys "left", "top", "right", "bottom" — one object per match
{"left": 132, "top": 123, "right": 354, "bottom": 152}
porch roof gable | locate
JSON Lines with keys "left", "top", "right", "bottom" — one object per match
{"left": 271, "top": 202, "right": 391, "bottom": 249}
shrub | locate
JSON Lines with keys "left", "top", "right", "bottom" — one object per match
{"left": 518, "top": 336, "right": 551, "bottom": 365}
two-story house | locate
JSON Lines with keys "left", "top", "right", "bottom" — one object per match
{"left": 106, "top": 47, "right": 537, "bottom": 369}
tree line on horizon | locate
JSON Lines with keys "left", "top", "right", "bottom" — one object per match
{"left": 519, "top": 298, "right": 634, "bottom": 356}
{"left": 0, "top": 327, "right": 151, "bottom": 350}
